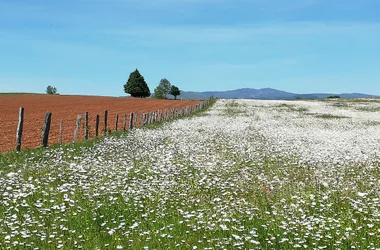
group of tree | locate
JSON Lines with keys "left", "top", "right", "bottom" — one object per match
{"left": 124, "top": 69, "right": 181, "bottom": 99}
{"left": 327, "top": 95, "right": 341, "bottom": 99}
{"left": 153, "top": 78, "right": 181, "bottom": 100}
{"left": 46, "top": 85, "right": 58, "bottom": 95}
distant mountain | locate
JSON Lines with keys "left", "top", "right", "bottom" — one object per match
{"left": 179, "top": 88, "right": 378, "bottom": 100}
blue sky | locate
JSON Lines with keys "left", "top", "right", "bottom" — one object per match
{"left": 0, "top": 0, "right": 380, "bottom": 96}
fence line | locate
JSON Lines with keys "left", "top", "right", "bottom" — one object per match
{"left": 14, "top": 97, "right": 214, "bottom": 151}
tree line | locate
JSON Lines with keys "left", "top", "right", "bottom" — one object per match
{"left": 45, "top": 69, "right": 181, "bottom": 99}
{"left": 123, "top": 69, "right": 181, "bottom": 99}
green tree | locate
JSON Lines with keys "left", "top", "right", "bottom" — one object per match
{"left": 124, "top": 69, "right": 151, "bottom": 98}
{"left": 153, "top": 78, "right": 172, "bottom": 99}
{"left": 327, "top": 95, "right": 341, "bottom": 99}
{"left": 170, "top": 85, "right": 181, "bottom": 100}
{"left": 153, "top": 86, "right": 165, "bottom": 99}
{"left": 159, "top": 78, "right": 171, "bottom": 99}
{"left": 46, "top": 85, "right": 57, "bottom": 95}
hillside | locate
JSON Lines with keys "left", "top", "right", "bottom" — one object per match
{"left": 179, "top": 88, "right": 378, "bottom": 100}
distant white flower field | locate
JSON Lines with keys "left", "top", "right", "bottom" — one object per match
{"left": 0, "top": 98, "right": 380, "bottom": 249}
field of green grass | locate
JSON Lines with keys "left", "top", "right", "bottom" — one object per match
{"left": 1, "top": 98, "right": 379, "bottom": 249}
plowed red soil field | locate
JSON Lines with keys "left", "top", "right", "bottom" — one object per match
{"left": 0, "top": 94, "right": 203, "bottom": 153}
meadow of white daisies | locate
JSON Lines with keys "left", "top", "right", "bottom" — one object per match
{"left": 1, "top": 98, "right": 380, "bottom": 249}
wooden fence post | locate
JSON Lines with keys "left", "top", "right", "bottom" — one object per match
{"left": 139, "top": 113, "right": 143, "bottom": 128}
{"left": 95, "top": 114, "right": 100, "bottom": 137}
{"left": 143, "top": 113, "right": 147, "bottom": 126}
{"left": 115, "top": 113, "right": 119, "bottom": 131}
{"left": 16, "top": 107, "right": 24, "bottom": 151}
{"left": 129, "top": 112, "right": 134, "bottom": 130}
{"left": 84, "top": 112, "right": 89, "bottom": 141}
{"left": 42, "top": 112, "right": 52, "bottom": 148}
{"left": 104, "top": 110, "right": 108, "bottom": 135}
{"left": 123, "top": 114, "right": 127, "bottom": 131}
{"left": 134, "top": 112, "right": 138, "bottom": 128}
{"left": 73, "top": 115, "right": 82, "bottom": 143}
{"left": 59, "top": 120, "right": 63, "bottom": 144}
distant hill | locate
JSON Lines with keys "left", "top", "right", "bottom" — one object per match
{"left": 179, "top": 88, "right": 378, "bottom": 100}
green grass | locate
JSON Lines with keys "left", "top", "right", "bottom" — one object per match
{"left": 0, "top": 99, "right": 218, "bottom": 249}
{"left": 144, "top": 98, "right": 217, "bottom": 129}
{"left": 355, "top": 106, "right": 380, "bottom": 112}
{"left": 331, "top": 102, "right": 350, "bottom": 108}
{"left": 223, "top": 100, "right": 246, "bottom": 116}
{"left": 1, "top": 98, "right": 380, "bottom": 249}
{"left": 1, "top": 150, "right": 378, "bottom": 249}
{"left": 363, "top": 121, "right": 380, "bottom": 126}
{"left": 315, "top": 114, "right": 348, "bottom": 119}
{"left": 275, "top": 103, "right": 309, "bottom": 113}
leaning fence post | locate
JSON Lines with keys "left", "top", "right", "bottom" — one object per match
{"left": 73, "top": 115, "right": 82, "bottom": 143}
{"left": 104, "top": 110, "right": 108, "bottom": 135}
{"left": 16, "top": 107, "right": 24, "bottom": 151}
{"left": 95, "top": 114, "right": 100, "bottom": 137}
{"left": 59, "top": 120, "right": 63, "bottom": 144}
{"left": 84, "top": 112, "right": 89, "bottom": 141}
{"left": 42, "top": 112, "right": 52, "bottom": 148}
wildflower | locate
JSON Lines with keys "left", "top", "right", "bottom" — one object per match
{"left": 357, "top": 192, "right": 367, "bottom": 197}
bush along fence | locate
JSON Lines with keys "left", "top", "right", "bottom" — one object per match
{"left": 14, "top": 97, "right": 214, "bottom": 152}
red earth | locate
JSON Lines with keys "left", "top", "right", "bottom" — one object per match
{"left": 0, "top": 94, "right": 203, "bottom": 153}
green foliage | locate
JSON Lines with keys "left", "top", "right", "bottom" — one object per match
{"left": 46, "top": 85, "right": 57, "bottom": 95}
{"left": 159, "top": 78, "right": 171, "bottom": 98}
{"left": 123, "top": 69, "right": 151, "bottom": 98}
{"left": 153, "top": 78, "right": 171, "bottom": 99}
{"left": 153, "top": 86, "right": 165, "bottom": 99}
{"left": 170, "top": 85, "right": 181, "bottom": 100}
{"left": 327, "top": 95, "right": 341, "bottom": 99}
